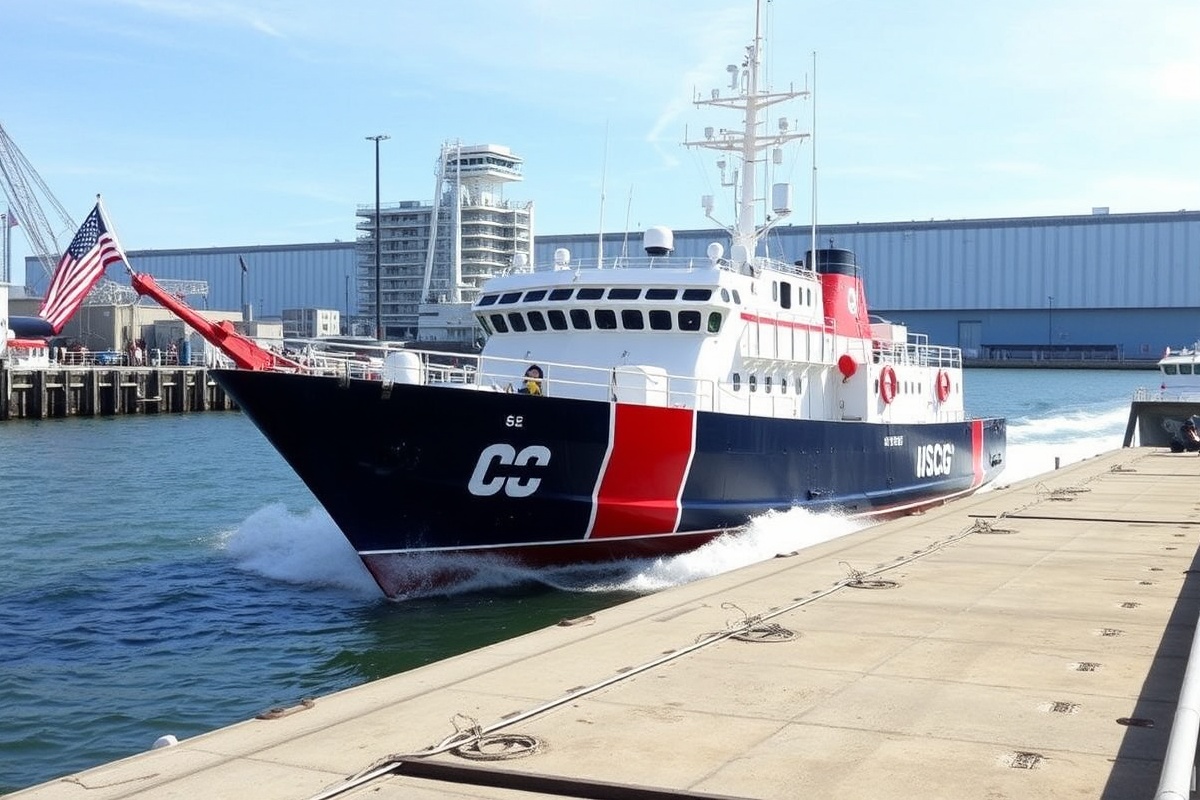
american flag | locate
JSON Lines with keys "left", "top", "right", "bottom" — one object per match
{"left": 39, "top": 203, "right": 125, "bottom": 333}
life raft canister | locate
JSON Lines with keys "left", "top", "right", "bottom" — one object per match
{"left": 879, "top": 365, "right": 898, "bottom": 404}
{"left": 935, "top": 369, "right": 951, "bottom": 403}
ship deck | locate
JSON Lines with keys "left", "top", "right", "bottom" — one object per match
{"left": 13, "top": 446, "right": 1200, "bottom": 799}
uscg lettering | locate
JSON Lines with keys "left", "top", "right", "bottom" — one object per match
{"left": 916, "top": 442, "right": 955, "bottom": 478}
{"left": 468, "top": 444, "right": 552, "bottom": 497}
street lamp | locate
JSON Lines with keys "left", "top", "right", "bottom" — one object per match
{"left": 1047, "top": 295, "right": 1054, "bottom": 354}
{"left": 366, "top": 134, "right": 390, "bottom": 340}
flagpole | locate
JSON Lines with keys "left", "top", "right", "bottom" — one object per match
{"left": 95, "top": 195, "right": 134, "bottom": 276}
{"left": 2, "top": 208, "right": 9, "bottom": 285}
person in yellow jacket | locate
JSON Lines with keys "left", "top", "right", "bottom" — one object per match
{"left": 521, "top": 364, "right": 543, "bottom": 395}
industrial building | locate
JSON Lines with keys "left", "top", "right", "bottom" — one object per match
{"left": 14, "top": 208, "right": 1200, "bottom": 362}
{"left": 354, "top": 142, "right": 533, "bottom": 344}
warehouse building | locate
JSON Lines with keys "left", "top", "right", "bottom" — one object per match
{"left": 18, "top": 208, "right": 1200, "bottom": 361}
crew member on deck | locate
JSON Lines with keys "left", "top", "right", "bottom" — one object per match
{"left": 520, "top": 364, "right": 543, "bottom": 396}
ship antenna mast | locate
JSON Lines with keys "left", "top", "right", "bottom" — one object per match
{"left": 682, "top": 0, "right": 810, "bottom": 273}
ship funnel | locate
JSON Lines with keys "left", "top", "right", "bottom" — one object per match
{"left": 643, "top": 226, "right": 674, "bottom": 257}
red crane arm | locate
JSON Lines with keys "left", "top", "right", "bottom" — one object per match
{"left": 130, "top": 271, "right": 303, "bottom": 372}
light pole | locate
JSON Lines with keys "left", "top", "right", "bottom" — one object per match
{"left": 366, "top": 134, "right": 390, "bottom": 340}
{"left": 1047, "top": 295, "right": 1054, "bottom": 355}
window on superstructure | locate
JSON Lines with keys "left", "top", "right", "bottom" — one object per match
{"left": 706, "top": 312, "right": 723, "bottom": 333}
{"left": 771, "top": 282, "right": 778, "bottom": 302}
{"left": 646, "top": 288, "right": 678, "bottom": 300}
{"left": 733, "top": 373, "right": 742, "bottom": 390}
{"left": 731, "top": 289, "right": 742, "bottom": 304}
{"left": 577, "top": 288, "right": 604, "bottom": 300}
{"left": 595, "top": 309, "right": 618, "bottom": 330}
{"left": 765, "top": 376, "right": 773, "bottom": 393}
{"left": 679, "top": 311, "right": 701, "bottom": 332}
{"left": 524, "top": 289, "right": 547, "bottom": 302}
{"left": 499, "top": 292, "right": 522, "bottom": 304}
{"left": 570, "top": 309, "right": 592, "bottom": 329}
{"left": 780, "top": 282, "right": 792, "bottom": 309}
{"left": 749, "top": 375, "right": 758, "bottom": 392}
{"left": 682, "top": 288, "right": 713, "bottom": 301}
{"left": 548, "top": 310, "right": 568, "bottom": 330}
{"left": 649, "top": 310, "right": 672, "bottom": 330}
{"left": 781, "top": 377, "right": 788, "bottom": 393}
{"left": 720, "top": 288, "right": 731, "bottom": 302}
{"left": 621, "top": 310, "right": 645, "bottom": 330}
{"left": 490, "top": 313, "right": 509, "bottom": 333}
{"left": 548, "top": 289, "right": 574, "bottom": 301}
{"left": 477, "top": 315, "right": 494, "bottom": 336}
{"left": 507, "top": 313, "right": 528, "bottom": 333}
{"left": 609, "top": 288, "right": 641, "bottom": 300}
{"left": 478, "top": 294, "right": 499, "bottom": 307}
{"left": 528, "top": 311, "right": 547, "bottom": 331}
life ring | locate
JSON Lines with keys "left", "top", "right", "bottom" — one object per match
{"left": 935, "top": 369, "right": 951, "bottom": 403}
{"left": 879, "top": 365, "right": 898, "bottom": 404}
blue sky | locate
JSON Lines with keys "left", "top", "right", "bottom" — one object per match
{"left": 3, "top": 0, "right": 1197, "bottom": 287}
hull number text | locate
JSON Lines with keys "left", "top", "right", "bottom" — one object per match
{"left": 468, "top": 444, "right": 552, "bottom": 497}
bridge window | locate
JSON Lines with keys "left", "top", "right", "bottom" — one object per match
{"left": 577, "top": 288, "right": 604, "bottom": 300}
{"left": 649, "top": 310, "right": 672, "bottom": 330}
{"left": 477, "top": 315, "right": 494, "bottom": 335}
{"left": 646, "top": 288, "right": 678, "bottom": 300}
{"left": 595, "top": 309, "right": 618, "bottom": 329}
{"left": 478, "top": 294, "right": 499, "bottom": 307}
{"left": 524, "top": 289, "right": 547, "bottom": 302}
{"left": 499, "top": 292, "right": 522, "bottom": 304}
{"left": 678, "top": 310, "right": 701, "bottom": 331}
{"left": 528, "top": 311, "right": 547, "bottom": 331}
{"left": 490, "top": 313, "right": 509, "bottom": 333}
{"left": 548, "top": 288, "right": 574, "bottom": 301}
{"left": 720, "top": 288, "right": 731, "bottom": 302}
{"left": 548, "top": 310, "right": 568, "bottom": 330}
{"left": 706, "top": 312, "right": 723, "bottom": 333}
{"left": 569, "top": 309, "right": 592, "bottom": 329}
{"left": 609, "top": 288, "right": 641, "bottom": 300}
{"left": 731, "top": 289, "right": 742, "bottom": 304}
{"left": 621, "top": 309, "right": 645, "bottom": 329}
{"left": 507, "top": 313, "right": 528, "bottom": 332}
{"left": 682, "top": 288, "right": 713, "bottom": 301}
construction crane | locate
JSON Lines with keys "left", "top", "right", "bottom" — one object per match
{"left": 0, "top": 121, "right": 76, "bottom": 283}
{"left": 0, "top": 122, "right": 208, "bottom": 307}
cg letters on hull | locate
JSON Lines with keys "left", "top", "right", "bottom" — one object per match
{"left": 915, "top": 442, "right": 955, "bottom": 478}
{"left": 468, "top": 444, "right": 552, "bottom": 497}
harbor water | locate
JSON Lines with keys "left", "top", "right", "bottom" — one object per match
{"left": 0, "top": 368, "right": 1158, "bottom": 793}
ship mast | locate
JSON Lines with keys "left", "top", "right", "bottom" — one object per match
{"left": 683, "top": 0, "right": 809, "bottom": 271}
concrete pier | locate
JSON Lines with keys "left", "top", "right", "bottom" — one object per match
{"left": 11, "top": 446, "right": 1200, "bottom": 799}
{"left": 0, "top": 365, "right": 235, "bottom": 420}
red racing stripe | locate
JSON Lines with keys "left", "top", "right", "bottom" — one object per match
{"left": 590, "top": 404, "right": 695, "bottom": 538}
{"left": 972, "top": 420, "right": 984, "bottom": 487}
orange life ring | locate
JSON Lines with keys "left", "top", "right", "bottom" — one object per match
{"left": 879, "top": 365, "right": 898, "bottom": 404}
{"left": 935, "top": 369, "right": 951, "bottom": 403}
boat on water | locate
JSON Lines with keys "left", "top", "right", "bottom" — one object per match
{"left": 1124, "top": 344, "right": 1200, "bottom": 449}
{"left": 134, "top": 2, "right": 1007, "bottom": 598}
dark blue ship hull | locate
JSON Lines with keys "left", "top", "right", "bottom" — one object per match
{"left": 214, "top": 369, "right": 1006, "bottom": 597}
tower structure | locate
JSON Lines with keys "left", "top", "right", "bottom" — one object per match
{"left": 355, "top": 142, "right": 532, "bottom": 343}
